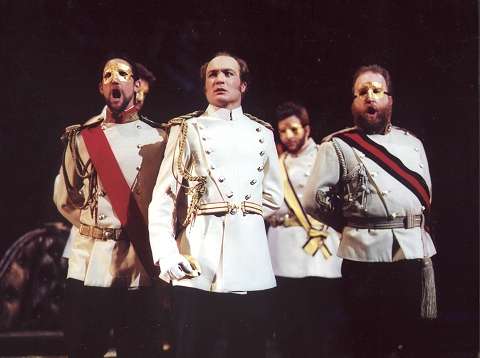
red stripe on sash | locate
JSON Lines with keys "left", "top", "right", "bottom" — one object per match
{"left": 339, "top": 131, "right": 431, "bottom": 211}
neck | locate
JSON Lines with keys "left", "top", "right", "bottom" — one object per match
{"left": 105, "top": 105, "right": 138, "bottom": 124}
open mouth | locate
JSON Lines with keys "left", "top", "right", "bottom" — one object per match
{"left": 214, "top": 88, "right": 227, "bottom": 94}
{"left": 112, "top": 89, "right": 121, "bottom": 99}
{"left": 366, "top": 107, "right": 377, "bottom": 115}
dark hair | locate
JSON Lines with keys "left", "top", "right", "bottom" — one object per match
{"left": 352, "top": 64, "right": 392, "bottom": 95}
{"left": 135, "top": 62, "right": 156, "bottom": 86}
{"left": 99, "top": 54, "right": 138, "bottom": 82}
{"left": 275, "top": 101, "right": 310, "bottom": 127}
{"left": 199, "top": 51, "right": 250, "bottom": 86}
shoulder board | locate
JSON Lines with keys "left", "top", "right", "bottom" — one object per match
{"left": 139, "top": 115, "right": 162, "bottom": 128}
{"left": 83, "top": 115, "right": 103, "bottom": 126}
{"left": 61, "top": 116, "right": 103, "bottom": 143}
{"left": 391, "top": 125, "right": 418, "bottom": 138}
{"left": 244, "top": 113, "right": 273, "bottom": 131}
{"left": 166, "top": 110, "right": 204, "bottom": 127}
{"left": 322, "top": 126, "right": 357, "bottom": 142}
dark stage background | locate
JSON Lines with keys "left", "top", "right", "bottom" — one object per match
{"left": 1, "top": 0, "right": 478, "bottom": 354}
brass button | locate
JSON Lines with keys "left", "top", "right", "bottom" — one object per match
{"left": 245, "top": 194, "right": 251, "bottom": 200}
{"left": 227, "top": 191, "right": 233, "bottom": 198}
{"left": 218, "top": 176, "right": 225, "bottom": 183}
{"left": 137, "top": 144, "right": 142, "bottom": 149}
{"left": 98, "top": 214, "right": 106, "bottom": 220}
{"left": 259, "top": 138, "right": 264, "bottom": 143}
{"left": 137, "top": 124, "right": 142, "bottom": 129}
{"left": 259, "top": 151, "right": 265, "bottom": 156}
{"left": 257, "top": 166, "right": 263, "bottom": 172}
{"left": 256, "top": 127, "right": 261, "bottom": 132}
{"left": 250, "top": 179, "right": 257, "bottom": 185}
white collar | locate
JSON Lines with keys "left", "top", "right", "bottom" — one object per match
{"left": 205, "top": 104, "right": 244, "bottom": 121}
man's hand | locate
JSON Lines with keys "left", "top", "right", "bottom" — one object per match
{"left": 165, "top": 255, "right": 201, "bottom": 280}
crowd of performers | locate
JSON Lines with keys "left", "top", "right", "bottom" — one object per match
{"left": 54, "top": 52, "right": 436, "bottom": 358}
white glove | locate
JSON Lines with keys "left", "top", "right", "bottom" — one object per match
{"left": 166, "top": 255, "right": 194, "bottom": 281}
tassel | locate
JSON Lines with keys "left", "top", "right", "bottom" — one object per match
{"left": 421, "top": 257, "right": 437, "bottom": 319}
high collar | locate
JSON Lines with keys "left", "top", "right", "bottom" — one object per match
{"left": 205, "top": 104, "right": 244, "bottom": 121}
{"left": 285, "top": 137, "right": 316, "bottom": 158}
{"left": 104, "top": 105, "right": 138, "bottom": 124}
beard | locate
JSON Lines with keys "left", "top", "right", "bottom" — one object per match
{"left": 353, "top": 104, "right": 392, "bottom": 134}
{"left": 283, "top": 133, "right": 308, "bottom": 154}
{"left": 106, "top": 89, "right": 133, "bottom": 115}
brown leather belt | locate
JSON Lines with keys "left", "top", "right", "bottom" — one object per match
{"left": 347, "top": 214, "right": 423, "bottom": 230}
{"left": 79, "top": 223, "right": 124, "bottom": 241}
{"left": 196, "top": 201, "right": 263, "bottom": 216}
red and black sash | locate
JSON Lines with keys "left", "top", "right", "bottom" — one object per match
{"left": 81, "top": 124, "right": 158, "bottom": 278}
{"left": 335, "top": 130, "right": 431, "bottom": 213}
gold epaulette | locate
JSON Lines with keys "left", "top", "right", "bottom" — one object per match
{"left": 321, "top": 126, "right": 357, "bottom": 143}
{"left": 166, "top": 111, "right": 204, "bottom": 127}
{"left": 61, "top": 117, "right": 103, "bottom": 143}
{"left": 244, "top": 113, "right": 273, "bottom": 131}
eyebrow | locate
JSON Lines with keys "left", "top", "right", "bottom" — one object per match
{"left": 207, "top": 68, "right": 237, "bottom": 74}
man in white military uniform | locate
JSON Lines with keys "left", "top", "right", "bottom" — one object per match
{"left": 54, "top": 57, "right": 166, "bottom": 358}
{"left": 148, "top": 52, "right": 283, "bottom": 358}
{"left": 266, "top": 102, "right": 346, "bottom": 358}
{"left": 304, "top": 65, "right": 436, "bottom": 358}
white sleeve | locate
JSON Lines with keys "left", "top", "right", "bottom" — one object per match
{"left": 148, "top": 124, "right": 189, "bottom": 275}
{"left": 303, "top": 141, "right": 341, "bottom": 218}
{"left": 261, "top": 129, "right": 284, "bottom": 217}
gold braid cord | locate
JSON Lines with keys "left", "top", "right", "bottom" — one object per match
{"left": 61, "top": 125, "right": 99, "bottom": 219}
{"left": 244, "top": 113, "right": 273, "bottom": 131}
{"left": 168, "top": 111, "right": 206, "bottom": 226}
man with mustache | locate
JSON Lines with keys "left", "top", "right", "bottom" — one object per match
{"left": 304, "top": 65, "right": 436, "bottom": 358}
{"left": 266, "top": 101, "right": 345, "bottom": 358}
{"left": 54, "top": 56, "right": 166, "bottom": 358}
{"left": 148, "top": 52, "right": 283, "bottom": 358}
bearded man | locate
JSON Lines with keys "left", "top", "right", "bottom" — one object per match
{"left": 54, "top": 56, "right": 166, "bottom": 358}
{"left": 303, "top": 65, "right": 437, "bottom": 358}
{"left": 266, "top": 102, "right": 346, "bottom": 358}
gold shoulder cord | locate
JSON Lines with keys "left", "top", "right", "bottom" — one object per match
{"left": 61, "top": 125, "right": 99, "bottom": 219}
{"left": 244, "top": 113, "right": 273, "bottom": 131}
{"left": 168, "top": 111, "right": 207, "bottom": 226}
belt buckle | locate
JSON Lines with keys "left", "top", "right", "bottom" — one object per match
{"left": 228, "top": 203, "right": 238, "bottom": 215}
{"left": 102, "top": 228, "right": 115, "bottom": 241}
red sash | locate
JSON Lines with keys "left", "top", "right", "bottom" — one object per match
{"left": 335, "top": 130, "right": 431, "bottom": 212}
{"left": 81, "top": 125, "right": 157, "bottom": 278}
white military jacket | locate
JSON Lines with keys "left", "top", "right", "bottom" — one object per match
{"left": 303, "top": 126, "right": 436, "bottom": 262}
{"left": 54, "top": 110, "right": 165, "bottom": 287}
{"left": 148, "top": 105, "right": 283, "bottom": 292}
{"left": 267, "top": 138, "right": 342, "bottom": 278}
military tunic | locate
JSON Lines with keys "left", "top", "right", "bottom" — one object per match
{"left": 304, "top": 126, "right": 436, "bottom": 262}
{"left": 267, "top": 138, "right": 342, "bottom": 278}
{"left": 54, "top": 111, "right": 166, "bottom": 287}
{"left": 148, "top": 105, "right": 283, "bottom": 292}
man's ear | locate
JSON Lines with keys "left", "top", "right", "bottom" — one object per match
{"left": 134, "top": 79, "right": 141, "bottom": 92}
{"left": 305, "top": 125, "right": 311, "bottom": 138}
{"left": 98, "top": 82, "right": 104, "bottom": 96}
{"left": 240, "top": 81, "right": 247, "bottom": 94}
